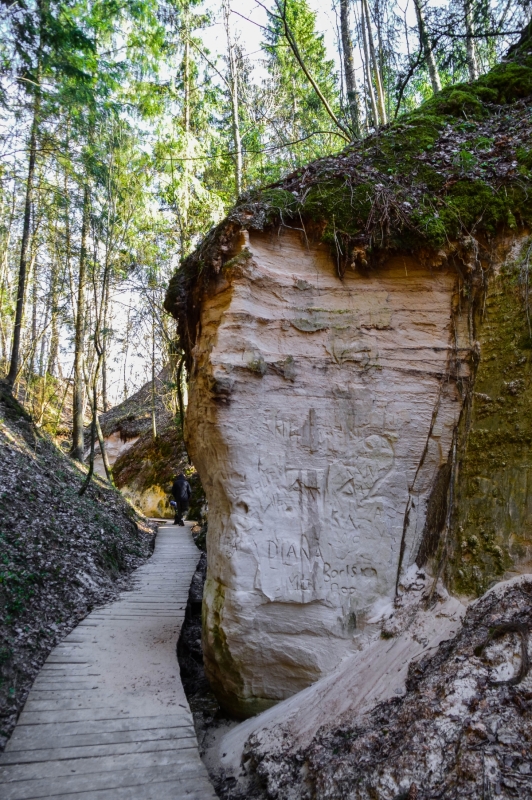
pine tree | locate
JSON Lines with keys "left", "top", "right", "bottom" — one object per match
{"left": 262, "top": 0, "right": 345, "bottom": 176}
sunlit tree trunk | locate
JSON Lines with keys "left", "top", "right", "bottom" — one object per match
{"left": 71, "top": 184, "right": 89, "bottom": 461}
{"left": 122, "top": 303, "right": 131, "bottom": 401}
{"left": 83, "top": 254, "right": 114, "bottom": 486}
{"left": 38, "top": 297, "right": 49, "bottom": 378}
{"left": 413, "top": 0, "right": 441, "bottom": 93}
{"left": 94, "top": 402, "right": 112, "bottom": 480}
{"left": 7, "top": 82, "right": 41, "bottom": 388}
{"left": 31, "top": 259, "right": 38, "bottom": 374}
{"left": 362, "top": 0, "right": 387, "bottom": 125}
{"left": 464, "top": 0, "right": 479, "bottom": 80}
{"left": 47, "top": 257, "right": 59, "bottom": 376}
{"left": 0, "top": 189, "right": 15, "bottom": 365}
{"left": 151, "top": 300, "right": 157, "bottom": 440}
{"left": 222, "top": 0, "right": 243, "bottom": 197}
{"left": 359, "top": 0, "right": 379, "bottom": 127}
{"left": 101, "top": 275, "right": 110, "bottom": 412}
{"left": 340, "top": 0, "right": 361, "bottom": 138}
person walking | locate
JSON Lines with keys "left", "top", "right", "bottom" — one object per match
{"left": 171, "top": 472, "right": 192, "bottom": 526}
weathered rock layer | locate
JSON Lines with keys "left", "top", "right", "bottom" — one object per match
{"left": 184, "top": 228, "right": 473, "bottom": 715}
{"left": 241, "top": 575, "right": 532, "bottom": 800}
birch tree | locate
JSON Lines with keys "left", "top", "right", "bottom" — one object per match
{"left": 222, "top": 0, "right": 243, "bottom": 198}
{"left": 414, "top": 0, "right": 442, "bottom": 92}
{"left": 340, "top": 0, "right": 362, "bottom": 138}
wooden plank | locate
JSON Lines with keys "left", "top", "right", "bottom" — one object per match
{"left": 7, "top": 725, "right": 196, "bottom": 752}
{"left": 0, "top": 761, "right": 210, "bottom": 800}
{"left": 0, "top": 748, "right": 201, "bottom": 781}
{"left": 54, "top": 775, "right": 217, "bottom": 800}
{"left": 1, "top": 733, "right": 197, "bottom": 763}
{"left": 9, "top": 716, "right": 194, "bottom": 744}
{"left": 0, "top": 526, "right": 215, "bottom": 798}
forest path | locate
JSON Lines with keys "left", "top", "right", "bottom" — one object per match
{"left": 0, "top": 523, "right": 217, "bottom": 799}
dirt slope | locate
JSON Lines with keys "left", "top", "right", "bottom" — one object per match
{"left": 0, "top": 384, "right": 155, "bottom": 750}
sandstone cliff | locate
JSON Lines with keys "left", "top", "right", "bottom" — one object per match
{"left": 89, "top": 374, "right": 204, "bottom": 520}
{"left": 165, "top": 24, "right": 532, "bottom": 719}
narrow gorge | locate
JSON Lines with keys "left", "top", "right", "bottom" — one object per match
{"left": 164, "top": 23, "right": 532, "bottom": 798}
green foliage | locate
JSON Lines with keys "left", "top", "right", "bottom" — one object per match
{"left": 257, "top": 0, "right": 344, "bottom": 180}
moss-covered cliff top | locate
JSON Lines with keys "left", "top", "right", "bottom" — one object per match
{"left": 165, "top": 23, "right": 532, "bottom": 362}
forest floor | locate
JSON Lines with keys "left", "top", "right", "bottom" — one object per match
{"left": 0, "top": 381, "right": 156, "bottom": 751}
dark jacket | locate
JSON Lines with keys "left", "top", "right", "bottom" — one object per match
{"left": 172, "top": 475, "right": 191, "bottom": 509}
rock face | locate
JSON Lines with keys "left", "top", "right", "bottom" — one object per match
{"left": 93, "top": 430, "right": 139, "bottom": 481}
{"left": 237, "top": 575, "right": 532, "bottom": 800}
{"left": 184, "top": 228, "right": 470, "bottom": 716}
{"left": 88, "top": 374, "right": 199, "bottom": 520}
{"left": 216, "top": 566, "right": 466, "bottom": 786}
{"left": 164, "top": 23, "right": 532, "bottom": 720}
{"left": 450, "top": 253, "right": 532, "bottom": 595}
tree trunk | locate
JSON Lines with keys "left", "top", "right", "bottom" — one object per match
{"left": 122, "top": 303, "right": 131, "bottom": 401}
{"left": 101, "top": 275, "right": 110, "bottom": 412}
{"left": 359, "top": 0, "right": 379, "bottom": 128}
{"left": 38, "top": 296, "right": 50, "bottom": 378}
{"left": 0, "top": 189, "right": 15, "bottom": 364}
{"left": 273, "top": 0, "right": 351, "bottom": 141}
{"left": 181, "top": 4, "right": 191, "bottom": 250}
{"left": 95, "top": 406, "right": 113, "bottom": 483}
{"left": 340, "top": 0, "right": 361, "bottom": 138}
{"left": 362, "top": 0, "right": 387, "bottom": 126}
{"left": 7, "top": 89, "right": 41, "bottom": 389}
{"left": 464, "top": 0, "right": 479, "bottom": 80}
{"left": 71, "top": 184, "right": 89, "bottom": 461}
{"left": 31, "top": 258, "right": 38, "bottom": 374}
{"left": 83, "top": 351, "right": 114, "bottom": 485}
{"left": 222, "top": 0, "right": 243, "bottom": 197}
{"left": 413, "top": 0, "right": 441, "bottom": 93}
{"left": 151, "top": 317, "right": 157, "bottom": 440}
{"left": 78, "top": 383, "right": 97, "bottom": 497}
{"left": 47, "top": 256, "right": 59, "bottom": 376}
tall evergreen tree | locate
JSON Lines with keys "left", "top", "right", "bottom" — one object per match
{"left": 262, "top": 0, "right": 345, "bottom": 175}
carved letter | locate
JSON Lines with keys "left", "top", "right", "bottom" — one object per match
{"left": 286, "top": 544, "right": 297, "bottom": 561}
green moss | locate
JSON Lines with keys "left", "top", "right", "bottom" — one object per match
{"left": 168, "top": 27, "right": 532, "bottom": 359}
{"left": 449, "top": 244, "right": 532, "bottom": 596}
{"left": 439, "top": 180, "right": 512, "bottom": 237}
{"left": 476, "top": 62, "right": 532, "bottom": 104}
{"left": 259, "top": 187, "right": 298, "bottom": 220}
{"left": 246, "top": 353, "right": 267, "bottom": 375}
{"left": 245, "top": 53, "right": 532, "bottom": 257}
{"left": 517, "top": 146, "right": 532, "bottom": 170}
{"left": 222, "top": 247, "right": 252, "bottom": 273}
{"left": 432, "top": 87, "right": 486, "bottom": 118}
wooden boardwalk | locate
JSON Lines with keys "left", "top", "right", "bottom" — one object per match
{"left": 0, "top": 524, "right": 217, "bottom": 799}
